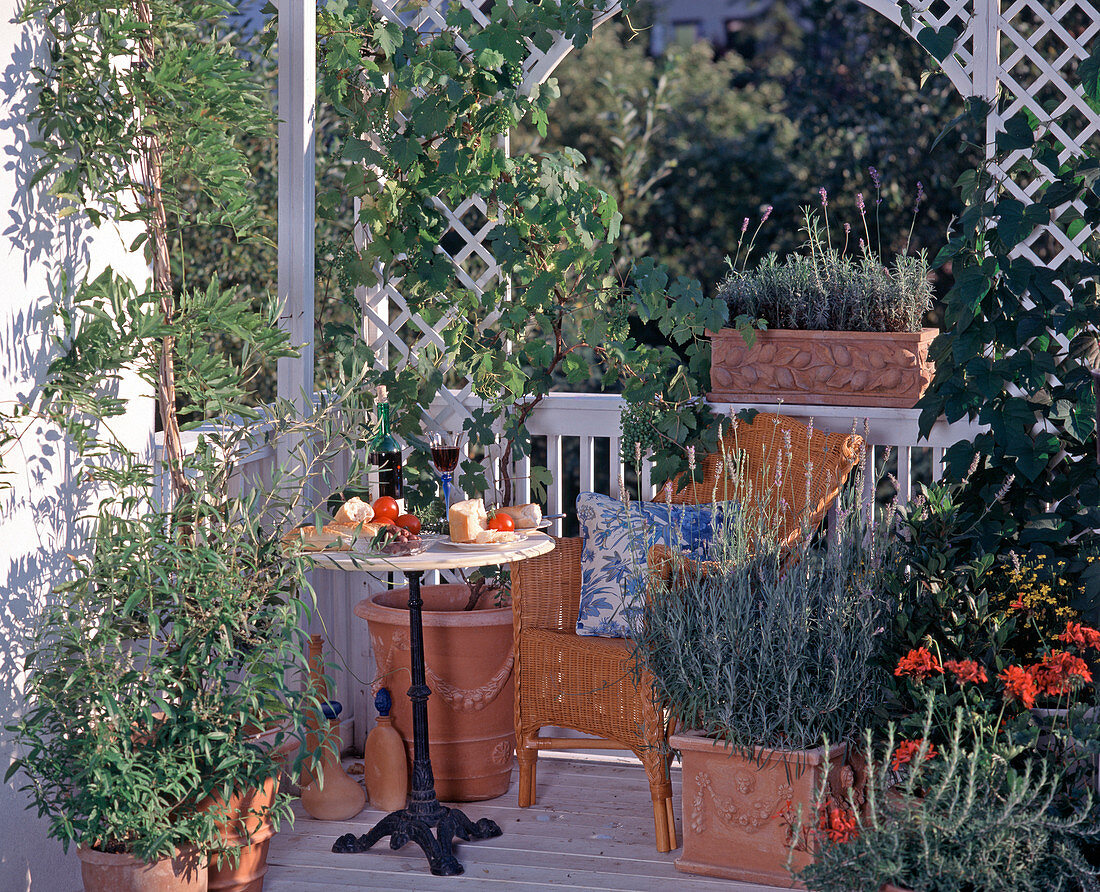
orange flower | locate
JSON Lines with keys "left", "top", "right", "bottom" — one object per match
{"left": 894, "top": 647, "right": 943, "bottom": 682}
{"left": 891, "top": 738, "right": 938, "bottom": 771}
{"left": 1056, "top": 621, "right": 1100, "bottom": 652}
{"left": 817, "top": 803, "right": 859, "bottom": 844}
{"left": 943, "top": 658, "right": 989, "bottom": 686}
{"left": 1032, "top": 651, "right": 1093, "bottom": 697}
{"left": 999, "top": 664, "right": 1038, "bottom": 708}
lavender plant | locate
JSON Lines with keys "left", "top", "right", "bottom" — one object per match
{"left": 718, "top": 195, "right": 933, "bottom": 333}
{"left": 633, "top": 432, "right": 893, "bottom": 751}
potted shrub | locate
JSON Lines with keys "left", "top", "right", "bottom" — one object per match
{"left": 356, "top": 574, "right": 515, "bottom": 801}
{"left": 7, "top": 489, "right": 316, "bottom": 892}
{"left": 634, "top": 473, "right": 890, "bottom": 887}
{"left": 793, "top": 715, "right": 1100, "bottom": 892}
{"left": 709, "top": 203, "right": 935, "bottom": 408}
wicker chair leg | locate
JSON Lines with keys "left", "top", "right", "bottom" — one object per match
{"left": 651, "top": 796, "right": 671, "bottom": 853}
{"left": 517, "top": 740, "right": 537, "bottom": 808}
{"left": 664, "top": 796, "right": 677, "bottom": 850}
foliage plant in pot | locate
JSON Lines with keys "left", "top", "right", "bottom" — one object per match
{"left": 793, "top": 710, "right": 1100, "bottom": 892}
{"left": 355, "top": 574, "right": 515, "bottom": 802}
{"left": 710, "top": 196, "right": 936, "bottom": 408}
{"left": 635, "top": 464, "right": 890, "bottom": 887}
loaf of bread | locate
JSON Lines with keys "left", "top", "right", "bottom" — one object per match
{"left": 448, "top": 499, "right": 487, "bottom": 543}
{"left": 334, "top": 496, "right": 374, "bottom": 525}
{"left": 474, "top": 529, "right": 519, "bottom": 545}
{"left": 282, "top": 523, "right": 358, "bottom": 551}
{"left": 496, "top": 503, "right": 542, "bottom": 529}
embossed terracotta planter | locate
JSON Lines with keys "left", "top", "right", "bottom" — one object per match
{"left": 708, "top": 327, "right": 936, "bottom": 408}
{"left": 77, "top": 846, "right": 207, "bottom": 892}
{"left": 356, "top": 584, "right": 515, "bottom": 801}
{"left": 671, "top": 730, "right": 850, "bottom": 888}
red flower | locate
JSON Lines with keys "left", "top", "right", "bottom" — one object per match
{"left": 894, "top": 647, "right": 943, "bottom": 682}
{"left": 891, "top": 738, "right": 938, "bottom": 771}
{"left": 943, "top": 659, "right": 989, "bottom": 686}
{"left": 1056, "top": 622, "right": 1100, "bottom": 652}
{"left": 817, "top": 803, "right": 859, "bottom": 844}
{"left": 1032, "top": 651, "right": 1093, "bottom": 697}
{"left": 999, "top": 665, "right": 1039, "bottom": 708}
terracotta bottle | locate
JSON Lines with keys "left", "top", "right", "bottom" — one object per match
{"left": 364, "top": 688, "right": 408, "bottom": 812}
{"left": 299, "top": 636, "right": 366, "bottom": 821}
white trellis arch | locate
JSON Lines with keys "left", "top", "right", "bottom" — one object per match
{"left": 277, "top": 0, "right": 1100, "bottom": 412}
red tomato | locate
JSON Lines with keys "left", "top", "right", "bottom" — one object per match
{"left": 395, "top": 513, "right": 421, "bottom": 534}
{"left": 372, "top": 496, "right": 400, "bottom": 522}
{"left": 488, "top": 512, "right": 515, "bottom": 532}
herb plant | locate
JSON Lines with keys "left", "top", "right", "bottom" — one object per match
{"left": 635, "top": 448, "right": 891, "bottom": 751}
{"left": 718, "top": 207, "right": 933, "bottom": 333}
{"left": 795, "top": 712, "right": 1100, "bottom": 892}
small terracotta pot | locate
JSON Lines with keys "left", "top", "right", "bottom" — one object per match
{"left": 672, "top": 730, "right": 854, "bottom": 888}
{"left": 77, "top": 846, "right": 207, "bottom": 892}
{"left": 708, "top": 327, "right": 936, "bottom": 408}
{"left": 203, "top": 777, "right": 277, "bottom": 892}
{"left": 356, "top": 584, "right": 515, "bottom": 801}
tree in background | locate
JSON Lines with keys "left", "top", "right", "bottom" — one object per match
{"left": 516, "top": 0, "right": 982, "bottom": 298}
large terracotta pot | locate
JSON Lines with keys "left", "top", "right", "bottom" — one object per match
{"left": 708, "top": 327, "right": 936, "bottom": 408}
{"left": 356, "top": 584, "right": 515, "bottom": 801}
{"left": 205, "top": 777, "right": 278, "bottom": 892}
{"left": 671, "top": 730, "right": 852, "bottom": 888}
{"left": 77, "top": 846, "right": 207, "bottom": 892}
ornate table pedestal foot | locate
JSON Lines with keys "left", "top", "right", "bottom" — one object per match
{"left": 331, "top": 569, "right": 502, "bottom": 875}
{"left": 332, "top": 805, "right": 501, "bottom": 876}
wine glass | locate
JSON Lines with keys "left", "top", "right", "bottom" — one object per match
{"left": 428, "top": 431, "right": 462, "bottom": 517}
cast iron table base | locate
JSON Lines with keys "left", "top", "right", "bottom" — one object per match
{"left": 331, "top": 570, "right": 502, "bottom": 875}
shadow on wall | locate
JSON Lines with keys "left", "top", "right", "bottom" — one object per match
{"left": 0, "top": 9, "right": 136, "bottom": 891}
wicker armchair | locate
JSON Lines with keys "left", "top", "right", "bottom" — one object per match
{"left": 509, "top": 413, "right": 863, "bottom": 853}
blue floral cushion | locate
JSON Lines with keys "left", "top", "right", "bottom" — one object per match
{"left": 575, "top": 492, "right": 728, "bottom": 638}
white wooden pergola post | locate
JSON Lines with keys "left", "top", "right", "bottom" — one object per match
{"left": 276, "top": 0, "right": 315, "bottom": 412}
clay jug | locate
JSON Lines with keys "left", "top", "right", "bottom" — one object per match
{"left": 298, "top": 635, "right": 366, "bottom": 821}
{"left": 364, "top": 688, "right": 408, "bottom": 812}
{"left": 299, "top": 700, "right": 366, "bottom": 821}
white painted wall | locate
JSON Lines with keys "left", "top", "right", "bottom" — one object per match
{"left": 0, "top": 4, "right": 152, "bottom": 890}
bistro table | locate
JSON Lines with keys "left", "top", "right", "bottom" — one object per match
{"left": 312, "top": 533, "right": 555, "bottom": 876}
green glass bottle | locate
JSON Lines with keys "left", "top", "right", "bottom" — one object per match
{"left": 369, "top": 388, "right": 403, "bottom": 502}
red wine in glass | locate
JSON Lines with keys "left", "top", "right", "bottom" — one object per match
{"left": 430, "top": 445, "right": 460, "bottom": 473}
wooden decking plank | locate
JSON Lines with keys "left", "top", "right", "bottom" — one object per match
{"left": 264, "top": 755, "right": 785, "bottom": 892}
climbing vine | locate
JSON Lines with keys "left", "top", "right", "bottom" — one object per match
{"left": 918, "top": 47, "right": 1100, "bottom": 596}
{"left": 316, "top": 0, "right": 727, "bottom": 505}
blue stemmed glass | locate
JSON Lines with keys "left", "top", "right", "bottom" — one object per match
{"left": 428, "top": 432, "right": 461, "bottom": 516}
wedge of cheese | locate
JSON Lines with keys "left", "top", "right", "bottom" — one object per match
{"left": 448, "top": 499, "right": 488, "bottom": 543}
{"left": 474, "top": 529, "right": 519, "bottom": 545}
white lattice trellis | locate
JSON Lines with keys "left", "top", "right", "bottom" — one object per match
{"left": 279, "top": 0, "right": 1100, "bottom": 432}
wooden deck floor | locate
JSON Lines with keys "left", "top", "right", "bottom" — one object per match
{"left": 265, "top": 752, "right": 784, "bottom": 891}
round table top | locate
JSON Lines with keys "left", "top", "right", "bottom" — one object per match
{"left": 306, "top": 532, "right": 555, "bottom": 573}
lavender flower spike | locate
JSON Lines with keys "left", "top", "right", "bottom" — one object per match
{"left": 869, "top": 166, "right": 880, "bottom": 188}
{"left": 819, "top": 187, "right": 828, "bottom": 207}
{"left": 761, "top": 205, "right": 773, "bottom": 223}
{"left": 844, "top": 222, "right": 851, "bottom": 234}
{"left": 687, "top": 444, "right": 697, "bottom": 473}
{"left": 856, "top": 192, "right": 866, "bottom": 214}
{"left": 741, "top": 217, "right": 750, "bottom": 234}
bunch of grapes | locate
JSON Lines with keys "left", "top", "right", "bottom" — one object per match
{"left": 620, "top": 401, "right": 662, "bottom": 464}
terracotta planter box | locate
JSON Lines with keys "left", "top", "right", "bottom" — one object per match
{"left": 356, "top": 584, "right": 515, "bottom": 801}
{"left": 671, "top": 730, "right": 850, "bottom": 888}
{"left": 708, "top": 327, "right": 937, "bottom": 408}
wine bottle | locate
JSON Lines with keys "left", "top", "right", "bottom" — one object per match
{"left": 369, "top": 388, "right": 404, "bottom": 506}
